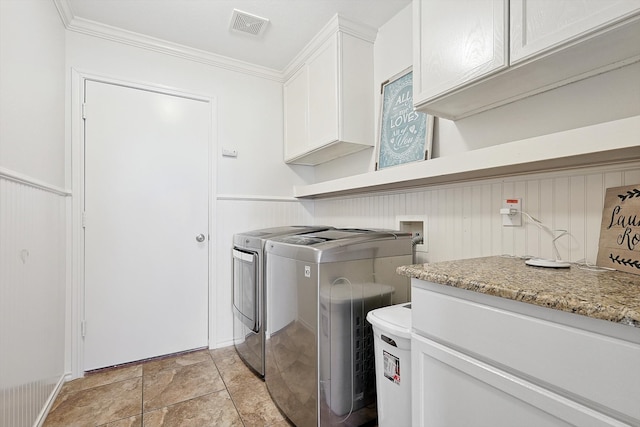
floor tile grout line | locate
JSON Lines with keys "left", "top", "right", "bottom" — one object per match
{"left": 63, "top": 366, "right": 143, "bottom": 396}
{"left": 95, "top": 412, "right": 141, "bottom": 427}
{"left": 47, "top": 375, "right": 144, "bottom": 427}
{"left": 63, "top": 375, "right": 142, "bottom": 397}
{"left": 141, "top": 366, "right": 145, "bottom": 426}
{"left": 142, "top": 389, "right": 228, "bottom": 414}
{"left": 209, "top": 350, "right": 250, "bottom": 426}
{"left": 141, "top": 358, "right": 227, "bottom": 415}
{"left": 142, "top": 385, "right": 229, "bottom": 415}
{"left": 211, "top": 354, "right": 243, "bottom": 425}
{"left": 48, "top": 347, "right": 288, "bottom": 427}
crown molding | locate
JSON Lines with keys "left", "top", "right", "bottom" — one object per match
{"left": 53, "top": 0, "right": 284, "bottom": 82}
{"left": 52, "top": 0, "right": 73, "bottom": 27}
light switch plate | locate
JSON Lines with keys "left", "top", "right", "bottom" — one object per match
{"left": 222, "top": 147, "right": 238, "bottom": 157}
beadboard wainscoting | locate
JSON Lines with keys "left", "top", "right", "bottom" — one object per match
{"left": 0, "top": 171, "right": 68, "bottom": 427}
{"left": 214, "top": 195, "right": 314, "bottom": 346}
{"left": 313, "top": 162, "right": 640, "bottom": 265}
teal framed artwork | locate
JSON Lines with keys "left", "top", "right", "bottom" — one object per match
{"left": 376, "top": 68, "right": 434, "bottom": 170}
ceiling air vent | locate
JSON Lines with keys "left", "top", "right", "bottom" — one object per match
{"left": 230, "top": 9, "right": 270, "bottom": 37}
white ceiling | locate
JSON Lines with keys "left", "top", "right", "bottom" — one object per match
{"left": 65, "top": 0, "right": 412, "bottom": 72}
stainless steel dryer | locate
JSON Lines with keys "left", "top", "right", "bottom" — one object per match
{"left": 233, "top": 226, "right": 332, "bottom": 378}
{"left": 264, "top": 229, "right": 412, "bottom": 427}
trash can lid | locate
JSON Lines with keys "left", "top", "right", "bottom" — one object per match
{"left": 366, "top": 303, "right": 412, "bottom": 339}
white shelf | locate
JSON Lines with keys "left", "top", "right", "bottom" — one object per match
{"left": 294, "top": 115, "right": 640, "bottom": 199}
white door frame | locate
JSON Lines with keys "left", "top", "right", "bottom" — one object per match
{"left": 69, "top": 69, "right": 218, "bottom": 379}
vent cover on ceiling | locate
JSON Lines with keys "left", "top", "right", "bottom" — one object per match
{"left": 230, "top": 9, "right": 270, "bottom": 37}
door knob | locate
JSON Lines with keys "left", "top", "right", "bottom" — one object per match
{"left": 196, "top": 234, "right": 206, "bottom": 242}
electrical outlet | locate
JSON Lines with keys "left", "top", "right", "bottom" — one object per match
{"left": 502, "top": 198, "right": 522, "bottom": 226}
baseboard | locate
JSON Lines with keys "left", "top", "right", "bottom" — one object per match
{"left": 34, "top": 373, "right": 67, "bottom": 427}
{"left": 211, "top": 339, "right": 234, "bottom": 350}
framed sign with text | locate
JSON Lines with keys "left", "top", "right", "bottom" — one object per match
{"left": 596, "top": 184, "right": 640, "bottom": 275}
{"left": 376, "top": 68, "right": 434, "bottom": 170}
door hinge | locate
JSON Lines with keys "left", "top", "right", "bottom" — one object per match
{"left": 81, "top": 320, "right": 86, "bottom": 338}
{"left": 82, "top": 103, "right": 87, "bottom": 120}
{"left": 82, "top": 211, "right": 87, "bottom": 228}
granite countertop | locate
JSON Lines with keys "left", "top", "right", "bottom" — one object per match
{"left": 397, "top": 256, "right": 640, "bottom": 328}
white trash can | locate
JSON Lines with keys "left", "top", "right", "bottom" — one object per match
{"left": 366, "top": 302, "right": 412, "bottom": 427}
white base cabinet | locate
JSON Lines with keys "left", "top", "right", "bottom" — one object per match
{"left": 283, "top": 15, "right": 376, "bottom": 165}
{"left": 412, "top": 336, "right": 577, "bottom": 427}
{"left": 413, "top": 0, "right": 640, "bottom": 120}
{"left": 411, "top": 280, "right": 640, "bottom": 426}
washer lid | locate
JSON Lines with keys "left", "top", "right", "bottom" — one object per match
{"left": 233, "top": 225, "right": 332, "bottom": 249}
{"left": 266, "top": 228, "right": 412, "bottom": 263}
{"left": 367, "top": 303, "right": 412, "bottom": 339}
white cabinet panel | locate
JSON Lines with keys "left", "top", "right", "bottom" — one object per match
{"left": 412, "top": 335, "right": 565, "bottom": 427}
{"left": 411, "top": 281, "right": 640, "bottom": 426}
{"left": 283, "top": 66, "right": 308, "bottom": 160}
{"left": 412, "top": 334, "right": 623, "bottom": 427}
{"left": 307, "top": 36, "right": 338, "bottom": 148}
{"left": 339, "top": 33, "right": 377, "bottom": 148}
{"left": 412, "top": 285, "right": 640, "bottom": 422}
{"left": 283, "top": 16, "right": 376, "bottom": 165}
{"left": 413, "top": 0, "right": 640, "bottom": 119}
{"left": 511, "top": 0, "right": 640, "bottom": 63}
{"left": 413, "top": 0, "right": 507, "bottom": 103}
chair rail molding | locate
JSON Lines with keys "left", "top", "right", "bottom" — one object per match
{"left": 0, "top": 166, "right": 71, "bottom": 196}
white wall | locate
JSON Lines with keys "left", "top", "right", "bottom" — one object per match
{"left": 65, "top": 32, "right": 314, "bottom": 197}
{"left": 0, "top": 179, "right": 67, "bottom": 427}
{"left": 315, "top": 4, "right": 640, "bottom": 181}
{"left": 65, "top": 30, "right": 317, "bottom": 353}
{"left": 0, "top": 1, "right": 67, "bottom": 426}
{"left": 0, "top": 0, "right": 66, "bottom": 187}
{"left": 6, "top": 3, "right": 633, "bottom": 406}
{"left": 315, "top": 162, "right": 640, "bottom": 264}
{"left": 313, "top": 4, "right": 640, "bottom": 265}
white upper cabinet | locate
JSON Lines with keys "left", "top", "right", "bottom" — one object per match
{"left": 511, "top": 0, "right": 640, "bottom": 63}
{"left": 413, "top": 0, "right": 640, "bottom": 120}
{"left": 283, "top": 15, "right": 377, "bottom": 165}
{"left": 413, "top": 0, "right": 508, "bottom": 103}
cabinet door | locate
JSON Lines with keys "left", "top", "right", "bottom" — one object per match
{"left": 283, "top": 66, "right": 308, "bottom": 161}
{"left": 411, "top": 334, "right": 620, "bottom": 427}
{"left": 413, "top": 0, "right": 508, "bottom": 104}
{"left": 511, "top": 0, "right": 640, "bottom": 64}
{"left": 413, "top": 284, "right": 640, "bottom": 421}
{"left": 307, "top": 35, "right": 339, "bottom": 148}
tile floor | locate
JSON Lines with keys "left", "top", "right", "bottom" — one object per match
{"left": 43, "top": 346, "right": 292, "bottom": 427}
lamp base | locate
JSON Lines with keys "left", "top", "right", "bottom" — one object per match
{"left": 525, "top": 258, "right": 571, "bottom": 268}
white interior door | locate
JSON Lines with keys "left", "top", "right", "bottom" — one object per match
{"left": 83, "top": 80, "right": 209, "bottom": 371}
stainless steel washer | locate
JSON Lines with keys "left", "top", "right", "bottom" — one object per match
{"left": 264, "top": 229, "right": 412, "bottom": 427}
